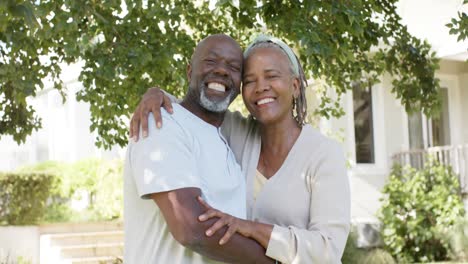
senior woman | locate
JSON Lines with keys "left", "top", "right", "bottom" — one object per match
{"left": 130, "top": 35, "right": 350, "bottom": 263}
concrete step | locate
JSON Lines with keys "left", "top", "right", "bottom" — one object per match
{"left": 61, "top": 255, "right": 123, "bottom": 264}
{"left": 47, "top": 231, "right": 123, "bottom": 247}
{"left": 59, "top": 242, "right": 123, "bottom": 258}
{"left": 39, "top": 222, "right": 124, "bottom": 264}
{"left": 39, "top": 221, "right": 123, "bottom": 234}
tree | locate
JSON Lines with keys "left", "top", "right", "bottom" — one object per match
{"left": 446, "top": 0, "right": 467, "bottom": 42}
{"left": 0, "top": 0, "right": 441, "bottom": 149}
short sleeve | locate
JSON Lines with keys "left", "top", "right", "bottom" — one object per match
{"left": 128, "top": 112, "right": 201, "bottom": 199}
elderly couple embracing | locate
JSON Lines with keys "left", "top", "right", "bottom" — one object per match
{"left": 124, "top": 33, "right": 350, "bottom": 264}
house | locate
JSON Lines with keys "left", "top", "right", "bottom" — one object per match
{"left": 329, "top": 0, "right": 468, "bottom": 224}
{"left": 332, "top": 59, "right": 468, "bottom": 222}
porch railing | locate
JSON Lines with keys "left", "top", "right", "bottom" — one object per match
{"left": 391, "top": 145, "right": 468, "bottom": 196}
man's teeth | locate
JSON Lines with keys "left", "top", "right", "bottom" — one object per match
{"left": 207, "top": 83, "right": 226, "bottom": 92}
{"left": 257, "top": 98, "right": 275, "bottom": 105}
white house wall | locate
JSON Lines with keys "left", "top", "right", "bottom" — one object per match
{"left": 0, "top": 80, "right": 123, "bottom": 171}
{"left": 335, "top": 74, "right": 406, "bottom": 222}
{"left": 43, "top": 82, "right": 103, "bottom": 162}
{"left": 381, "top": 74, "right": 408, "bottom": 161}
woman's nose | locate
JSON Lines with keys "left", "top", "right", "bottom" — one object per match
{"left": 255, "top": 78, "right": 270, "bottom": 93}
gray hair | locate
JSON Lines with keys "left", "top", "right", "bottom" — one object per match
{"left": 243, "top": 34, "right": 308, "bottom": 126}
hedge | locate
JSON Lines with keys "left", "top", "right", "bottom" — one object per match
{"left": 0, "top": 172, "right": 58, "bottom": 225}
{"left": 17, "top": 158, "right": 123, "bottom": 223}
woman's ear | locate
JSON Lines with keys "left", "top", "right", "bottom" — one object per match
{"left": 292, "top": 77, "right": 300, "bottom": 98}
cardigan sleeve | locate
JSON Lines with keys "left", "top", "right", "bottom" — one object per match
{"left": 220, "top": 111, "right": 255, "bottom": 163}
{"left": 265, "top": 141, "right": 351, "bottom": 264}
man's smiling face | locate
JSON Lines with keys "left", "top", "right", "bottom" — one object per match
{"left": 187, "top": 35, "right": 243, "bottom": 113}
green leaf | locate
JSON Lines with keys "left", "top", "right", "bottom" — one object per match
{"left": 9, "top": 4, "right": 38, "bottom": 27}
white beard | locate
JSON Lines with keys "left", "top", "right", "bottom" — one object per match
{"left": 199, "top": 88, "right": 235, "bottom": 113}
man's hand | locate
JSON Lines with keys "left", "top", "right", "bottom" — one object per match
{"left": 129, "top": 87, "right": 173, "bottom": 141}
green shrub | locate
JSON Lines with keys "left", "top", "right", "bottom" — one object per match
{"left": 16, "top": 158, "right": 123, "bottom": 223}
{"left": 16, "top": 161, "right": 76, "bottom": 223}
{"left": 378, "top": 158, "right": 465, "bottom": 263}
{"left": 87, "top": 159, "right": 123, "bottom": 220}
{"left": 445, "top": 217, "right": 468, "bottom": 262}
{"left": 342, "top": 229, "right": 395, "bottom": 264}
{"left": 0, "top": 172, "right": 57, "bottom": 225}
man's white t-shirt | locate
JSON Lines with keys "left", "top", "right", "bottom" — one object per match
{"left": 124, "top": 104, "right": 246, "bottom": 264}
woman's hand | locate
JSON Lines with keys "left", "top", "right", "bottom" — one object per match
{"left": 129, "top": 87, "right": 173, "bottom": 141}
{"left": 197, "top": 196, "right": 252, "bottom": 245}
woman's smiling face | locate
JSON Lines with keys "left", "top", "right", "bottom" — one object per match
{"left": 242, "top": 46, "right": 300, "bottom": 125}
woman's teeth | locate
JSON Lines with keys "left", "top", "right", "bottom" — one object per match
{"left": 257, "top": 98, "right": 275, "bottom": 105}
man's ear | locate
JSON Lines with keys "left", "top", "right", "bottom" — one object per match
{"left": 186, "top": 64, "right": 192, "bottom": 83}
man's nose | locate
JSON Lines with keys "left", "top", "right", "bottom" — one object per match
{"left": 213, "top": 63, "right": 229, "bottom": 77}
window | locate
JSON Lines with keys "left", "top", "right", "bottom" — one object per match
{"left": 353, "top": 82, "right": 375, "bottom": 163}
{"left": 407, "top": 87, "right": 450, "bottom": 149}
